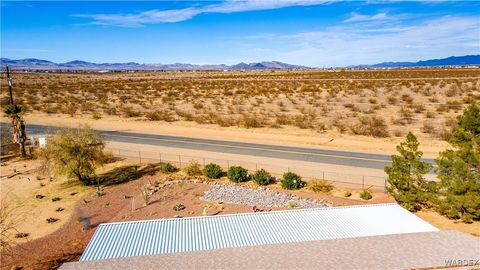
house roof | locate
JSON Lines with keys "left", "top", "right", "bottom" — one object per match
{"left": 80, "top": 203, "right": 438, "bottom": 261}
{"left": 62, "top": 230, "right": 480, "bottom": 270}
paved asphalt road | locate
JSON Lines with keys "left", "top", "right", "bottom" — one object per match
{"left": 3, "top": 122, "right": 435, "bottom": 170}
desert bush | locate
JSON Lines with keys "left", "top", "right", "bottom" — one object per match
{"left": 360, "top": 190, "right": 373, "bottom": 200}
{"left": 40, "top": 126, "right": 105, "bottom": 186}
{"left": 227, "top": 166, "right": 249, "bottom": 183}
{"left": 421, "top": 121, "right": 435, "bottom": 134}
{"left": 160, "top": 163, "right": 177, "bottom": 174}
{"left": 146, "top": 110, "right": 176, "bottom": 122}
{"left": 91, "top": 111, "right": 102, "bottom": 120}
{"left": 252, "top": 169, "right": 273, "bottom": 185}
{"left": 203, "top": 163, "right": 223, "bottom": 179}
{"left": 308, "top": 180, "right": 333, "bottom": 193}
{"left": 351, "top": 116, "right": 389, "bottom": 137}
{"left": 51, "top": 197, "right": 61, "bottom": 202}
{"left": 281, "top": 172, "right": 305, "bottom": 190}
{"left": 183, "top": 161, "right": 202, "bottom": 176}
{"left": 120, "top": 106, "right": 141, "bottom": 117}
{"left": 344, "top": 191, "right": 352, "bottom": 197}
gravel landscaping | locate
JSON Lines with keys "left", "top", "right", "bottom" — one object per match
{"left": 203, "top": 183, "right": 332, "bottom": 208}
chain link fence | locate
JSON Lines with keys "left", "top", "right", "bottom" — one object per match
{"left": 107, "top": 147, "right": 388, "bottom": 193}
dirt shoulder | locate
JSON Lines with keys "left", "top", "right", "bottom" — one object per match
{"left": 13, "top": 113, "right": 449, "bottom": 158}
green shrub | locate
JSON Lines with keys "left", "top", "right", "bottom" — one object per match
{"left": 203, "top": 163, "right": 223, "bottom": 179}
{"left": 360, "top": 190, "right": 373, "bottom": 200}
{"left": 183, "top": 161, "right": 202, "bottom": 176}
{"left": 161, "top": 163, "right": 177, "bottom": 174}
{"left": 281, "top": 172, "right": 305, "bottom": 190}
{"left": 227, "top": 166, "right": 249, "bottom": 183}
{"left": 252, "top": 169, "right": 273, "bottom": 185}
{"left": 308, "top": 180, "right": 333, "bottom": 193}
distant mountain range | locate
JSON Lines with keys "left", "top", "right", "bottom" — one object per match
{"left": 0, "top": 58, "right": 308, "bottom": 71}
{"left": 350, "top": 55, "right": 480, "bottom": 68}
{"left": 1, "top": 55, "right": 479, "bottom": 71}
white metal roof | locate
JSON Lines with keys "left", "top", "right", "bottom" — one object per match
{"left": 80, "top": 203, "right": 438, "bottom": 261}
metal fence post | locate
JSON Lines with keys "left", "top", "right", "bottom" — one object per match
{"left": 384, "top": 178, "right": 387, "bottom": 194}
{"left": 179, "top": 155, "right": 182, "bottom": 168}
{"left": 255, "top": 163, "right": 258, "bottom": 171}
{"left": 227, "top": 160, "right": 230, "bottom": 169}
{"left": 159, "top": 153, "right": 162, "bottom": 163}
{"left": 288, "top": 167, "right": 290, "bottom": 172}
{"left": 118, "top": 149, "right": 121, "bottom": 157}
{"left": 322, "top": 171, "right": 325, "bottom": 180}
{"left": 139, "top": 151, "right": 142, "bottom": 164}
{"left": 203, "top": 158, "right": 205, "bottom": 168}
{"left": 362, "top": 176, "right": 365, "bottom": 189}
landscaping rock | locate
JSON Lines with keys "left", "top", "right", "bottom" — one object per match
{"left": 202, "top": 183, "right": 331, "bottom": 208}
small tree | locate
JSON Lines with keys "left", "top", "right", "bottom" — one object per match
{"left": 4, "top": 104, "right": 27, "bottom": 157}
{"left": 384, "top": 132, "right": 433, "bottom": 211}
{"left": 435, "top": 103, "right": 480, "bottom": 223}
{"left": 42, "top": 126, "right": 105, "bottom": 185}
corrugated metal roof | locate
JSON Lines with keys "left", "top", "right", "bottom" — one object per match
{"left": 80, "top": 203, "right": 438, "bottom": 261}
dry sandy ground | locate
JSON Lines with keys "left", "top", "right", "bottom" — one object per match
{"left": 0, "top": 158, "right": 94, "bottom": 246}
{"left": 18, "top": 113, "right": 449, "bottom": 158}
{"left": 415, "top": 210, "right": 480, "bottom": 237}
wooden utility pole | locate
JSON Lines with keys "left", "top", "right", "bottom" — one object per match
{"left": 4, "top": 66, "right": 27, "bottom": 157}
{"left": 5, "top": 66, "right": 14, "bottom": 105}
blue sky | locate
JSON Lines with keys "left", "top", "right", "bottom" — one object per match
{"left": 1, "top": 1, "right": 479, "bottom": 67}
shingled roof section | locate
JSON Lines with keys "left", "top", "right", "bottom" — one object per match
{"left": 62, "top": 230, "right": 479, "bottom": 270}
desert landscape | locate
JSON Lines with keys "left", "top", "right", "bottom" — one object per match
{"left": 2, "top": 1, "right": 480, "bottom": 268}
{"left": 1, "top": 68, "right": 478, "bottom": 159}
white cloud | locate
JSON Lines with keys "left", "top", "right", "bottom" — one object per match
{"left": 244, "top": 16, "right": 480, "bottom": 67}
{"left": 75, "top": 0, "right": 332, "bottom": 27}
{"left": 343, "top": 12, "right": 389, "bottom": 23}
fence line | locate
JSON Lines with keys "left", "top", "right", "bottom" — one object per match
{"left": 106, "top": 147, "right": 388, "bottom": 193}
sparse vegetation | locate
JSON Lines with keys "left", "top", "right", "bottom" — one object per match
{"left": 308, "top": 180, "right": 333, "bottom": 193}
{"left": 2, "top": 69, "right": 476, "bottom": 140}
